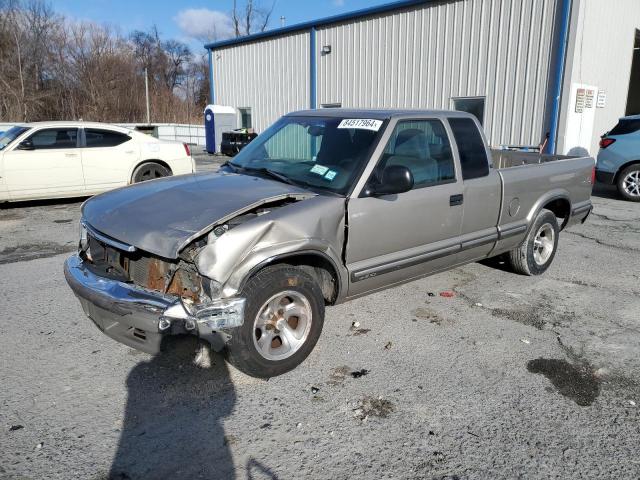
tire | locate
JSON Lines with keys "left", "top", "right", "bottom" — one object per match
{"left": 132, "top": 162, "right": 171, "bottom": 183}
{"left": 225, "top": 265, "right": 325, "bottom": 378}
{"left": 616, "top": 164, "right": 640, "bottom": 202}
{"left": 505, "top": 208, "right": 559, "bottom": 276}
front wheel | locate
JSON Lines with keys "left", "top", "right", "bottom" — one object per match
{"left": 505, "top": 208, "right": 560, "bottom": 276}
{"left": 616, "top": 165, "right": 640, "bottom": 202}
{"left": 225, "top": 265, "right": 325, "bottom": 378}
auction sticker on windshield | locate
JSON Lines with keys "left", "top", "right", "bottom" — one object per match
{"left": 337, "top": 119, "right": 383, "bottom": 131}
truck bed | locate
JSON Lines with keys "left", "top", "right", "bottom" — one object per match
{"left": 490, "top": 149, "right": 576, "bottom": 169}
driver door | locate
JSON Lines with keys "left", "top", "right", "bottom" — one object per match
{"left": 3, "top": 127, "right": 84, "bottom": 200}
{"left": 346, "top": 118, "right": 464, "bottom": 297}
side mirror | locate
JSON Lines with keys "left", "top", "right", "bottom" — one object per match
{"left": 16, "top": 139, "right": 34, "bottom": 150}
{"left": 369, "top": 165, "right": 414, "bottom": 196}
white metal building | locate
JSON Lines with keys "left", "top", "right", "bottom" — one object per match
{"left": 206, "top": 0, "right": 640, "bottom": 155}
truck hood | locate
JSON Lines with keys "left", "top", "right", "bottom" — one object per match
{"left": 81, "top": 172, "right": 314, "bottom": 259}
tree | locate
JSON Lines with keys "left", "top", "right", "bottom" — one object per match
{"left": 0, "top": 0, "right": 204, "bottom": 124}
{"left": 231, "top": 0, "right": 275, "bottom": 37}
{"left": 162, "top": 40, "right": 192, "bottom": 91}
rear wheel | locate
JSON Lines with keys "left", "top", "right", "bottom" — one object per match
{"left": 505, "top": 208, "right": 559, "bottom": 276}
{"left": 225, "top": 265, "right": 325, "bottom": 378}
{"left": 616, "top": 164, "right": 640, "bottom": 202}
{"left": 132, "top": 162, "right": 171, "bottom": 183}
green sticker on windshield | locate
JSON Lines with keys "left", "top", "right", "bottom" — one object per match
{"left": 310, "top": 164, "right": 329, "bottom": 175}
{"left": 324, "top": 170, "right": 337, "bottom": 181}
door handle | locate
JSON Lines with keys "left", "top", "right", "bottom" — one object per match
{"left": 65, "top": 153, "right": 78, "bottom": 157}
{"left": 450, "top": 194, "right": 464, "bottom": 206}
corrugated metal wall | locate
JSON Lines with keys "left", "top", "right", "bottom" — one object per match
{"left": 316, "top": 0, "right": 559, "bottom": 147}
{"left": 210, "top": 0, "right": 561, "bottom": 147}
{"left": 212, "top": 31, "right": 310, "bottom": 132}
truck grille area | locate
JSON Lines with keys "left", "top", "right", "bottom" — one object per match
{"left": 86, "top": 234, "right": 202, "bottom": 301}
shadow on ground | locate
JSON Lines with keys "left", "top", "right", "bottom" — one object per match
{"left": 0, "top": 196, "right": 88, "bottom": 209}
{"left": 591, "top": 183, "right": 621, "bottom": 200}
{"left": 109, "top": 337, "right": 237, "bottom": 480}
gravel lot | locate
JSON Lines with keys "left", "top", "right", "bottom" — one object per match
{"left": 1, "top": 157, "right": 639, "bottom": 479}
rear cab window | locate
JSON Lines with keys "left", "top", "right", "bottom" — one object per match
{"left": 85, "top": 129, "right": 131, "bottom": 148}
{"left": 448, "top": 117, "right": 489, "bottom": 180}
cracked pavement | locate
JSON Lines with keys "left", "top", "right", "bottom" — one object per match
{"left": 1, "top": 172, "right": 639, "bottom": 479}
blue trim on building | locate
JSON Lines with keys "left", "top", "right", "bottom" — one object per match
{"left": 205, "top": 0, "right": 431, "bottom": 50}
{"left": 310, "top": 27, "right": 317, "bottom": 109}
{"left": 208, "top": 49, "right": 215, "bottom": 104}
{"left": 207, "top": 49, "right": 216, "bottom": 153}
{"left": 547, "top": 0, "right": 573, "bottom": 154}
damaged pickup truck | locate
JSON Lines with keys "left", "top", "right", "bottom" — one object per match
{"left": 64, "top": 109, "right": 595, "bottom": 377}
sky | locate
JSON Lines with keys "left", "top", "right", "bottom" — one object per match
{"left": 52, "top": 0, "right": 396, "bottom": 51}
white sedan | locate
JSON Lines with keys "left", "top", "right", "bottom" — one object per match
{"left": 0, "top": 121, "right": 195, "bottom": 202}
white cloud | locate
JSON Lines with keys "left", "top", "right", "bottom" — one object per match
{"left": 174, "top": 8, "right": 234, "bottom": 42}
{"left": 333, "top": 0, "right": 345, "bottom": 6}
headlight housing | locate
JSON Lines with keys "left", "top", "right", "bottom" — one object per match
{"left": 79, "top": 220, "right": 89, "bottom": 252}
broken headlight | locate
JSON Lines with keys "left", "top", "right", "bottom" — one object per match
{"left": 79, "top": 220, "right": 89, "bottom": 252}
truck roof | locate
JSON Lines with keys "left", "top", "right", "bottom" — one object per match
{"left": 287, "top": 108, "right": 477, "bottom": 120}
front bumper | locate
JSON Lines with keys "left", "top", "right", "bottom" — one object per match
{"left": 64, "top": 254, "right": 245, "bottom": 354}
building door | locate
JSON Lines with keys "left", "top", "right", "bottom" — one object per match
{"left": 625, "top": 29, "right": 640, "bottom": 116}
{"left": 562, "top": 83, "right": 598, "bottom": 156}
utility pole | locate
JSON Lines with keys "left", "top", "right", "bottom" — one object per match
{"left": 144, "top": 67, "right": 150, "bottom": 124}
{"left": 280, "top": 16, "right": 286, "bottom": 28}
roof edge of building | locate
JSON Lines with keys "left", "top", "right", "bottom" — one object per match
{"left": 204, "top": 0, "right": 435, "bottom": 50}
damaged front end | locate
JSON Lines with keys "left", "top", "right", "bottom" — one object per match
{"left": 64, "top": 220, "right": 247, "bottom": 354}
{"left": 64, "top": 179, "right": 346, "bottom": 356}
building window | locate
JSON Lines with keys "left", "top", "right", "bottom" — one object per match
{"left": 239, "top": 108, "right": 252, "bottom": 129}
{"left": 452, "top": 97, "right": 486, "bottom": 126}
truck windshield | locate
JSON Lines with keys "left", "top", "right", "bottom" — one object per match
{"left": 0, "top": 126, "right": 29, "bottom": 151}
{"left": 228, "top": 116, "right": 386, "bottom": 195}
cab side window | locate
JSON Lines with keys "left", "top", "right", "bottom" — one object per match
{"left": 379, "top": 119, "right": 456, "bottom": 189}
{"left": 85, "top": 129, "right": 130, "bottom": 148}
{"left": 28, "top": 128, "right": 78, "bottom": 149}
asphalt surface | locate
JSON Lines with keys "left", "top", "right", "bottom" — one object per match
{"left": 1, "top": 158, "right": 639, "bottom": 479}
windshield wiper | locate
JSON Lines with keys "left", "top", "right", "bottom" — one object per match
{"left": 237, "top": 165, "right": 299, "bottom": 186}
{"left": 223, "top": 162, "right": 324, "bottom": 192}
{"left": 220, "top": 160, "right": 242, "bottom": 171}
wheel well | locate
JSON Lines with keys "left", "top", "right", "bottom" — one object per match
{"left": 613, "top": 160, "right": 640, "bottom": 183}
{"left": 255, "top": 253, "right": 340, "bottom": 305}
{"left": 542, "top": 198, "right": 571, "bottom": 230}
{"left": 131, "top": 160, "right": 173, "bottom": 182}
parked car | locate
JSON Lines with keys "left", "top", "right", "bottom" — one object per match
{"left": 596, "top": 114, "right": 640, "bottom": 201}
{"left": 220, "top": 129, "right": 258, "bottom": 156}
{"left": 0, "top": 121, "right": 195, "bottom": 202}
{"left": 64, "top": 109, "right": 595, "bottom": 378}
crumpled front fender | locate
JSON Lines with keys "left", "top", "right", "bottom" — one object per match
{"left": 195, "top": 195, "right": 347, "bottom": 299}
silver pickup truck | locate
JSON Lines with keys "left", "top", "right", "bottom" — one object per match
{"left": 64, "top": 109, "right": 595, "bottom": 377}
